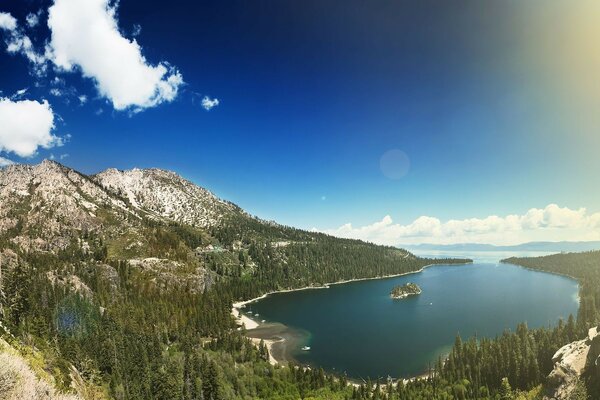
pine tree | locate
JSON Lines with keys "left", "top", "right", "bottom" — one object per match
{"left": 499, "top": 377, "right": 513, "bottom": 400}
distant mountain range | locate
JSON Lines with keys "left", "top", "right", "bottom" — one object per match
{"left": 402, "top": 241, "right": 600, "bottom": 253}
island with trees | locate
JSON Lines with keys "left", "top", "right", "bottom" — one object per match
{"left": 390, "top": 282, "right": 422, "bottom": 299}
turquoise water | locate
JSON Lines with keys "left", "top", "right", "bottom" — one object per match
{"left": 246, "top": 256, "right": 579, "bottom": 379}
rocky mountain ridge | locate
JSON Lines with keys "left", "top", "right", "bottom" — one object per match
{"left": 0, "top": 160, "right": 247, "bottom": 299}
{"left": 94, "top": 167, "right": 241, "bottom": 228}
{"left": 0, "top": 160, "right": 246, "bottom": 253}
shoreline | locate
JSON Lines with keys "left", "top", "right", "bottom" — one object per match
{"left": 500, "top": 260, "right": 581, "bottom": 283}
{"left": 501, "top": 260, "right": 581, "bottom": 304}
{"left": 249, "top": 337, "right": 282, "bottom": 366}
{"left": 232, "top": 261, "right": 472, "bottom": 318}
{"left": 231, "top": 261, "right": 471, "bottom": 372}
{"left": 231, "top": 265, "right": 436, "bottom": 332}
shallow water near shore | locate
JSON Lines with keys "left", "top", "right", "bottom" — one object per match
{"left": 244, "top": 254, "right": 579, "bottom": 379}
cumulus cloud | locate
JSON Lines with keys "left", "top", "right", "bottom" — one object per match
{"left": 0, "top": 98, "right": 62, "bottom": 157}
{"left": 0, "top": 12, "right": 17, "bottom": 31}
{"left": 47, "top": 0, "right": 184, "bottom": 111}
{"left": 317, "top": 204, "right": 600, "bottom": 246}
{"left": 201, "top": 96, "right": 219, "bottom": 111}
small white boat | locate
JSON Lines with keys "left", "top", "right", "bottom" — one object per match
{"left": 301, "top": 346, "right": 311, "bottom": 351}
{"left": 255, "top": 313, "right": 260, "bottom": 317}
{"left": 261, "top": 320, "right": 266, "bottom": 323}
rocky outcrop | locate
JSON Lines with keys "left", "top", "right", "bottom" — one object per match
{"left": 544, "top": 326, "right": 599, "bottom": 399}
{"left": 0, "top": 160, "right": 137, "bottom": 252}
{"left": 128, "top": 257, "right": 215, "bottom": 293}
{"left": 0, "top": 161, "right": 245, "bottom": 294}
{"left": 46, "top": 271, "right": 94, "bottom": 299}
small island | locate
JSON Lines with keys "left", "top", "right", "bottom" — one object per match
{"left": 390, "top": 283, "right": 422, "bottom": 299}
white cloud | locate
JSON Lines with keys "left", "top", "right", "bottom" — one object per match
{"left": 0, "top": 12, "right": 17, "bottom": 31}
{"left": 26, "top": 12, "right": 41, "bottom": 28}
{"left": 0, "top": 156, "right": 15, "bottom": 167}
{"left": 0, "top": 98, "right": 62, "bottom": 157}
{"left": 47, "top": 0, "right": 184, "bottom": 111}
{"left": 201, "top": 96, "right": 219, "bottom": 111}
{"left": 317, "top": 204, "right": 600, "bottom": 246}
{"left": 78, "top": 95, "right": 87, "bottom": 104}
{"left": 0, "top": 12, "right": 48, "bottom": 75}
{"left": 11, "top": 88, "right": 28, "bottom": 100}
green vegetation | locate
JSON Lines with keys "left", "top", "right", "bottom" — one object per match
{"left": 1, "top": 201, "right": 598, "bottom": 400}
{"left": 390, "top": 283, "right": 421, "bottom": 299}
{"left": 0, "top": 211, "right": 470, "bottom": 399}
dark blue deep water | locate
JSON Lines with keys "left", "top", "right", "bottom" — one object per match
{"left": 247, "top": 257, "right": 579, "bottom": 379}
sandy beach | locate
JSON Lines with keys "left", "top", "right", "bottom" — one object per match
{"left": 231, "top": 305, "right": 259, "bottom": 330}
{"left": 249, "top": 337, "right": 282, "bottom": 365}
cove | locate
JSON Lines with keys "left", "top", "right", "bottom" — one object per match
{"left": 244, "top": 256, "right": 579, "bottom": 379}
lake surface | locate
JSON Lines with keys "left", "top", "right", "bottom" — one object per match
{"left": 245, "top": 253, "right": 579, "bottom": 379}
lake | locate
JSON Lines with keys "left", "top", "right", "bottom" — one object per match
{"left": 244, "top": 252, "right": 579, "bottom": 379}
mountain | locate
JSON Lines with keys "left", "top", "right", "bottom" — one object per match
{"left": 1, "top": 161, "right": 597, "bottom": 399}
{"left": 0, "top": 160, "right": 149, "bottom": 256}
{"left": 403, "top": 241, "right": 600, "bottom": 253}
{"left": 0, "top": 161, "right": 475, "bottom": 399}
{"left": 0, "top": 160, "right": 432, "bottom": 278}
{"left": 0, "top": 159, "right": 464, "bottom": 310}
{"left": 94, "top": 167, "right": 242, "bottom": 228}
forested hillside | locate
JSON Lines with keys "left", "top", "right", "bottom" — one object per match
{"left": 1, "top": 161, "right": 597, "bottom": 400}
{"left": 0, "top": 161, "right": 467, "bottom": 399}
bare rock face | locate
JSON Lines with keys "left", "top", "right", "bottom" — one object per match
{"left": 46, "top": 271, "right": 94, "bottom": 299}
{"left": 544, "top": 326, "right": 599, "bottom": 399}
{"left": 94, "top": 167, "right": 241, "bottom": 228}
{"left": 128, "top": 257, "right": 215, "bottom": 293}
{"left": 0, "top": 160, "right": 136, "bottom": 252}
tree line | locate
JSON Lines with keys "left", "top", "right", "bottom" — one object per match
{"left": 1, "top": 216, "right": 598, "bottom": 399}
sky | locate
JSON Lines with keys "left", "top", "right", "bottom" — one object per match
{"left": 0, "top": 0, "right": 599, "bottom": 246}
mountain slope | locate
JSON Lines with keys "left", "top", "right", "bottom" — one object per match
{"left": 0, "top": 160, "right": 442, "bottom": 293}
{"left": 94, "top": 167, "right": 241, "bottom": 228}
{"left": 0, "top": 160, "right": 138, "bottom": 253}
{"left": 0, "top": 161, "right": 472, "bottom": 400}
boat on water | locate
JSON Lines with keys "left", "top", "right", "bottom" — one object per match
{"left": 301, "top": 346, "right": 311, "bottom": 351}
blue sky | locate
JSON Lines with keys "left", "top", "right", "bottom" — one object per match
{"left": 1, "top": 0, "right": 599, "bottom": 245}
